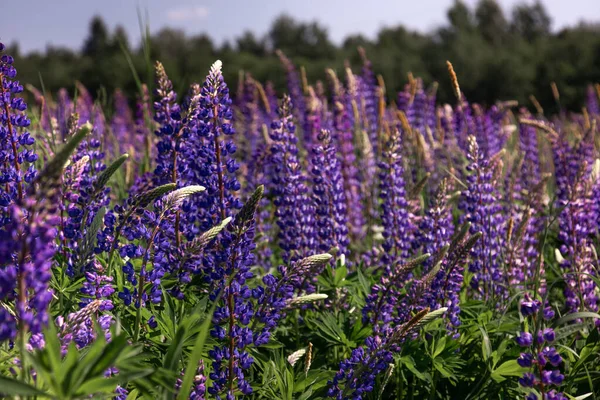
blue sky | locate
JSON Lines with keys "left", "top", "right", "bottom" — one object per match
{"left": 2, "top": 0, "right": 599, "bottom": 53}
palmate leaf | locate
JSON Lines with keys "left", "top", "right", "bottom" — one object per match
{"left": 311, "top": 313, "right": 351, "bottom": 347}
{"left": 491, "top": 360, "right": 528, "bottom": 383}
{"left": 23, "top": 321, "right": 146, "bottom": 399}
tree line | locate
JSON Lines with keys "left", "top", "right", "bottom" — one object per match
{"left": 7, "top": 0, "right": 600, "bottom": 113}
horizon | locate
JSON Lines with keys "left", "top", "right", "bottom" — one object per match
{"left": 2, "top": 0, "right": 600, "bottom": 54}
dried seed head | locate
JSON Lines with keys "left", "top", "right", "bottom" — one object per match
{"left": 305, "top": 342, "right": 313, "bottom": 376}
{"left": 446, "top": 61, "right": 461, "bottom": 102}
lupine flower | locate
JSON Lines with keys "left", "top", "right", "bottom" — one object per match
{"left": 254, "top": 253, "right": 332, "bottom": 338}
{"left": 175, "top": 361, "right": 207, "bottom": 400}
{"left": 108, "top": 88, "right": 135, "bottom": 158}
{"left": 276, "top": 50, "right": 306, "bottom": 130}
{"left": 329, "top": 308, "right": 436, "bottom": 399}
{"left": 310, "top": 129, "right": 349, "bottom": 256}
{"left": 358, "top": 48, "right": 380, "bottom": 159}
{"left": 377, "top": 129, "right": 414, "bottom": 270}
{"left": 327, "top": 69, "right": 364, "bottom": 241}
{"left": 515, "top": 294, "right": 566, "bottom": 400}
{"left": 551, "top": 129, "right": 598, "bottom": 314}
{"left": 208, "top": 187, "right": 261, "bottom": 398}
{"left": 0, "top": 43, "right": 37, "bottom": 226}
{"left": 460, "top": 135, "right": 505, "bottom": 301}
{"left": 586, "top": 84, "right": 599, "bottom": 116}
{"left": 0, "top": 44, "right": 54, "bottom": 341}
{"left": 268, "top": 95, "right": 315, "bottom": 263}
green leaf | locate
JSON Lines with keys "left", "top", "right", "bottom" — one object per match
{"left": 163, "top": 321, "right": 189, "bottom": 372}
{"left": 0, "top": 375, "right": 49, "bottom": 397}
{"left": 479, "top": 327, "right": 491, "bottom": 362}
{"left": 553, "top": 312, "right": 600, "bottom": 327}
{"left": 433, "top": 336, "right": 447, "bottom": 359}
{"left": 491, "top": 360, "right": 528, "bottom": 383}
{"left": 356, "top": 268, "right": 371, "bottom": 296}
{"left": 76, "top": 370, "right": 153, "bottom": 396}
{"left": 433, "top": 359, "right": 454, "bottom": 378}
{"left": 554, "top": 323, "right": 588, "bottom": 341}
{"left": 398, "top": 356, "right": 431, "bottom": 383}
{"left": 85, "top": 333, "right": 131, "bottom": 380}
{"left": 334, "top": 263, "right": 348, "bottom": 286}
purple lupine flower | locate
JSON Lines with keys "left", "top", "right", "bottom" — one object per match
{"left": 80, "top": 259, "right": 115, "bottom": 311}
{"left": 114, "top": 385, "right": 128, "bottom": 400}
{"left": 108, "top": 89, "right": 134, "bottom": 158}
{"left": 302, "top": 87, "right": 323, "bottom": 155}
{"left": 152, "top": 61, "right": 182, "bottom": 187}
{"left": 362, "top": 258, "right": 414, "bottom": 333}
{"left": 75, "top": 82, "right": 94, "bottom": 126}
{"left": 504, "top": 115, "right": 545, "bottom": 293}
{"left": 310, "top": 129, "right": 349, "bottom": 256}
{"left": 328, "top": 308, "right": 431, "bottom": 399}
{"left": 358, "top": 48, "right": 380, "bottom": 159}
{"left": 175, "top": 361, "right": 206, "bottom": 400}
{"left": 0, "top": 45, "right": 55, "bottom": 341}
{"left": 329, "top": 75, "right": 364, "bottom": 241}
{"left": 551, "top": 129, "right": 598, "bottom": 314}
{"left": 238, "top": 74, "right": 262, "bottom": 179}
{"left": 377, "top": 129, "right": 414, "bottom": 270}
{"left": 268, "top": 95, "right": 315, "bottom": 263}
{"left": 254, "top": 254, "right": 332, "bottom": 339}
{"left": 586, "top": 84, "right": 599, "bottom": 116}
{"left": 208, "top": 187, "right": 261, "bottom": 399}
{"left": 516, "top": 294, "right": 566, "bottom": 400}
{"left": 460, "top": 135, "right": 505, "bottom": 301}
{"left": 59, "top": 131, "right": 109, "bottom": 277}
{"left": 56, "top": 88, "right": 74, "bottom": 140}
{"left": 237, "top": 77, "right": 275, "bottom": 269}
{"left": 397, "top": 79, "right": 437, "bottom": 146}
{"left": 133, "top": 83, "right": 154, "bottom": 164}
{"left": 411, "top": 179, "right": 454, "bottom": 311}
{"left": 0, "top": 43, "right": 37, "bottom": 226}
{"left": 181, "top": 61, "right": 241, "bottom": 233}
{"left": 0, "top": 195, "right": 60, "bottom": 341}
{"left": 57, "top": 299, "right": 112, "bottom": 349}
{"left": 275, "top": 50, "right": 306, "bottom": 130}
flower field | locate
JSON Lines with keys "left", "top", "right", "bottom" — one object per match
{"left": 1, "top": 39, "right": 600, "bottom": 400}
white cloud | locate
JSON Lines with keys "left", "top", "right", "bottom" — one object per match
{"left": 167, "top": 6, "right": 209, "bottom": 22}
